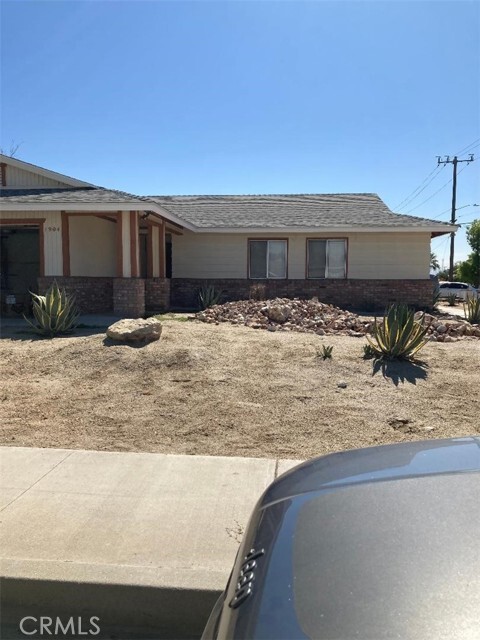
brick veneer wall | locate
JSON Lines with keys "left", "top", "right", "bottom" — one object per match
{"left": 113, "top": 278, "right": 145, "bottom": 317}
{"left": 171, "top": 278, "right": 435, "bottom": 310}
{"left": 38, "top": 277, "right": 113, "bottom": 314}
{"left": 38, "top": 277, "right": 170, "bottom": 317}
{"left": 145, "top": 278, "right": 170, "bottom": 314}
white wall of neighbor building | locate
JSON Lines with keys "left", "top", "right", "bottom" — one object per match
{"left": 69, "top": 215, "right": 116, "bottom": 277}
{"left": 0, "top": 210, "right": 63, "bottom": 275}
{"left": 172, "top": 231, "right": 431, "bottom": 280}
{"left": 3, "top": 165, "right": 74, "bottom": 189}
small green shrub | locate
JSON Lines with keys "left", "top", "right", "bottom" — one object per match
{"left": 446, "top": 293, "right": 457, "bottom": 306}
{"left": 365, "top": 303, "right": 430, "bottom": 361}
{"left": 362, "top": 344, "right": 377, "bottom": 359}
{"left": 431, "top": 285, "right": 441, "bottom": 309}
{"left": 198, "top": 284, "right": 224, "bottom": 310}
{"left": 318, "top": 345, "right": 333, "bottom": 360}
{"left": 464, "top": 296, "right": 480, "bottom": 324}
{"left": 24, "top": 281, "right": 80, "bottom": 337}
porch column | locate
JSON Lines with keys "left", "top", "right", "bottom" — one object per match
{"left": 150, "top": 224, "right": 163, "bottom": 278}
{"left": 116, "top": 211, "right": 140, "bottom": 277}
{"left": 130, "top": 211, "right": 139, "bottom": 277}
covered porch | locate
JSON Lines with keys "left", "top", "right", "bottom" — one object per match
{"left": 1, "top": 209, "right": 180, "bottom": 317}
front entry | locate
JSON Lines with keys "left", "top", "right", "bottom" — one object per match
{"left": 0, "top": 227, "right": 40, "bottom": 315}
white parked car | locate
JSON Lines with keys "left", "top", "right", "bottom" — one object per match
{"left": 438, "top": 281, "right": 479, "bottom": 300}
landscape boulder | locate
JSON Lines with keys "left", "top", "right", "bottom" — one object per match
{"left": 106, "top": 317, "right": 162, "bottom": 342}
{"left": 265, "top": 304, "right": 291, "bottom": 324}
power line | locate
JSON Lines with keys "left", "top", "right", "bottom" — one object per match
{"left": 455, "top": 138, "right": 480, "bottom": 156}
{"left": 430, "top": 203, "right": 477, "bottom": 220}
{"left": 404, "top": 163, "right": 471, "bottom": 215}
{"left": 394, "top": 164, "right": 444, "bottom": 211}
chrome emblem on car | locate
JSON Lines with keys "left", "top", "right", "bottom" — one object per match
{"left": 228, "top": 548, "right": 265, "bottom": 609}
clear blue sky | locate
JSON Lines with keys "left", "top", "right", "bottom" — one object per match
{"left": 1, "top": 0, "right": 479, "bottom": 264}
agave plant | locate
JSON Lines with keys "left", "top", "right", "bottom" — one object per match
{"left": 318, "top": 345, "right": 333, "bottom": 360}
{"left": 24, "top": 281, "right": 80, "bottom": 337}
{"left": 446, "top": 293, "right": 457, "bottom": 307}
{"left": 463, "top": 295, "right": 480, "bottom": 324}
{"left": 365, "top": 304, "right": 430, "bottom": 361}
{"left": 198, "top": 284, "right": 224, "bottom": 310}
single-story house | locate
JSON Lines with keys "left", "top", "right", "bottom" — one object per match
{"left": 0, "top": 154, "right": 456, "bottom": 316}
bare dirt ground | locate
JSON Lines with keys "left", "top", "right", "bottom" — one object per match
{"left": 1, "top": 320, "right": 479, "bottom": 459}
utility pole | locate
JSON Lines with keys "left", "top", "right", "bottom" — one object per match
{"left": 437, "top": 154, "right": 475, "bottom": 280}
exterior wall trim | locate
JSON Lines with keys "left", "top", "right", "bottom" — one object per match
{"left": 61, "top": 211, "right": 70, "bottom": 276}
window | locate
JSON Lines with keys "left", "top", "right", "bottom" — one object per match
{"left": 249, "top": 240, "right": 287, "bottom": 279}
{"left": 307, "top": 239, "right": 347, "bottom": 279}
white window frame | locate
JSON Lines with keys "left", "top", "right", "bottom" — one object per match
{"left": 306, "top": 238, "right": 347, "bottom": 279}
{"left": 248, "top": 239, "right": 288, "bottom": 279}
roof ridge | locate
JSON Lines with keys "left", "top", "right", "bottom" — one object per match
{"left": 147, "top": 192, "right": 380, "bottom": 198}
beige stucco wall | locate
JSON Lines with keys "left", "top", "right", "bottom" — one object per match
{"left": 69, "top": 216, "right": 116, "bottom": 277}
{"left": 3, "top": 165, "right": 74, "bottom": 189}
{"left": 0, "top": 210, "right": 63, "bottom": 276}
{"left": 172, "top": 231, "right": 431, "bottom": 280}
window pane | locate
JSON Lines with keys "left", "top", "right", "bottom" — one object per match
{"left": 327, "top": 240, "right": 346, "bottom": 278}
{"left": 308, "top": 240, "right": 326, "bottom": 278}
{"left": 250, "top": 241, "right": 267, "bottom": 278}
{"left": 267, "top": 241, "right": 287, "bottom": 278}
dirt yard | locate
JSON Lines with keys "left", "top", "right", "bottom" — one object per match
{"left": 1, "top": 320, "right": 478, "bottom": 459}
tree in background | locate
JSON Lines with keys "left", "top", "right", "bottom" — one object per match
{"left": 430, "top": 252, "right": 440, "bottom": 271}
{"left": 0, "top": 140, "right": 22, "bottom": 157}
{"left": 454, "top": 219, "right": 480, "bottom": 287}
{"left": 466, "top": 220, "right": 480, "bottom": 288}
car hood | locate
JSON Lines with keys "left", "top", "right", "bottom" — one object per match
{"left": 215, "top": 438, "right": 480, "bottom": 640}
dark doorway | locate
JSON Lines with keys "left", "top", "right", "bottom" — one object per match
{"left": 139, "top": 229, "right": 148, "bottom": 278}
{"left": 1, "top": 227, "right": 40, "bottom": 315}
{"left": 166, "top": 233, "right": 172, "bottom": 278}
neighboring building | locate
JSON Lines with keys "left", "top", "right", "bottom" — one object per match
{"left": 0, "top": 155, "right": 456, "bottom": 316}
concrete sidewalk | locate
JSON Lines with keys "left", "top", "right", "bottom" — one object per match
{"left": 0, "top": 447, "right": 301, "bottom": 639}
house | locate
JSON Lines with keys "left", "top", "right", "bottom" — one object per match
{"left": 0, "top": 154, "right": 456, "bottom": 316}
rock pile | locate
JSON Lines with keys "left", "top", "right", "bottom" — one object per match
{"left": 197, "top": 298, "right": 372, "bottom": 336}
{"left": 416, "top": 312, "right": 480, "bottom": 341}
{"left": 195, "top": 298, "right": 480, "bottom": 340}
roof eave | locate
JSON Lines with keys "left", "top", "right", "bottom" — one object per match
{"left": 0, "top": 200, "right": 194, "bottom": 231}
{"left": 0, "top": 155, "right": 95, "bottom": 188}
{"left": 185, "top": 224, "right": 458, "bottom": 234}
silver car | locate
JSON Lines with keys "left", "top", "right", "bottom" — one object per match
{"left": 202, "top": 437, "right": 480, "bottom": 640}
{"left": 438, "top": 281, "right": 478, "bottom": 300}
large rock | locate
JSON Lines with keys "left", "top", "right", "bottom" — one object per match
{"left": 107, "top": 318, "right": 162, "bottom": 342}
{"left": 265, "top": 304, "right": 291, "bottom": 324}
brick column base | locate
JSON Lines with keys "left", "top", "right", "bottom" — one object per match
{"left": 113, "top": 279, "right": 145, "bottom": 318}
{"left": 145, "top": 278, "right": 170, "bottom": 314}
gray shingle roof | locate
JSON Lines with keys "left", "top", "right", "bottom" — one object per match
{"left": 0, "top": 187, "right": 149, "bottom": 205}
{"left": 1, "top": 189, "right": 453, "bottom": 231}
{"left": 147, "top": 193, "right": 451, "bottom": 229}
